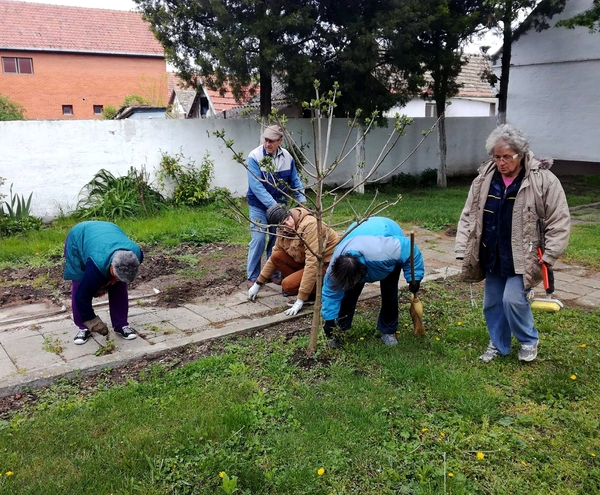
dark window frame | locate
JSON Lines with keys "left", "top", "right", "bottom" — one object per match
{"left": 2, "top": 57, "right": 34, "bottom": 75}
{"left": 93, "top": 105, "right": 103, "bottom": 115}
{"left": 62, "top": 105, "right": 74, "bottom": 116}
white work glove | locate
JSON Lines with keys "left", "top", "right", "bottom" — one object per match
{"left": 248, "top": 282, "right": 261, "bottom": 301}
{"left": 284, "top": 298, "right": 304, "bottom": 316}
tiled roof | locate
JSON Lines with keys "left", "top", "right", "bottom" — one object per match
{"left": 0, "top": 0, "right": 164, "bottom": 56}
{"left": 205, "top": 86, "right": 252, "bottom": 113}
{"left": 226, "top": 79, "right": 293, "bottom": 118}
{"left": 455, "top": 54, "right": 495, "bottom": 98}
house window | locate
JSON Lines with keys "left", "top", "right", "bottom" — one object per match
{"left": 425, "top": 103, "right": 437, "bottom": 118}
{"left": 2, "top": 57, "right": 33, "bottom": 74}
{"left": 62, "top": 105, "right": 73, "bottom": 116}
{"left": 93, "top": 105, "right": 103, "bottom": 115}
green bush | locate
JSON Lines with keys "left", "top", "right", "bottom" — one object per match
{"left": 75, "top": 166, "right": 166, "bottom": 221}
{"left": 0, "top": 93, "right": 26, "bottom": 121}
{"left": 388, "top": 168, "right": 438, "bottom": 188}
{"left": 157, "top": 151, "right": 232, "bottom": 207}
{"left": 0, "top": 216, "right": 43, "bottom": 237}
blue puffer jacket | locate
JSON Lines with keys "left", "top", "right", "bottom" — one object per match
{"left": 321, "top": 217, "right": 425, "bottom": 321}
{"left": 64, "top": 221, "right": 142, "bottom": 281}
{"left": 246, "top": 145, "right": 306, "bottom": 210}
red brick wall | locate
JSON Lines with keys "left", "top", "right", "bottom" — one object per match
{"left": 0, "top": 51, "right": 168, "bottom": 120}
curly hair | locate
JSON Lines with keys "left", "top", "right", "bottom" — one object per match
{"left": 485, "top": 124, "right": 530, "bottom": 157}
{"left": 111, "top": 250, "right": 140, "bottom": 283}
{"left": 329, "top": 254, "right": 367, "bottom": 291}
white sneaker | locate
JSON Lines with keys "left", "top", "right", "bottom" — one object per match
{"left": 381, "top": 334, "right": 398, "bottom": 346}
{"left": 479, "top": 341, "right": 500, "bottom": 362}
{"left": 518, "top": 342, "right": 538, "bottom": 362}
{"left": 114, "top": 325, "right": 137, "bottom": 340}
{"left": 74, "top": 329, "right": 90, "bottom": 345}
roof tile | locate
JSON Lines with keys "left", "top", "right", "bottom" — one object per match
{"left": 0, "top": 0, "right": 163, "bottom": 56}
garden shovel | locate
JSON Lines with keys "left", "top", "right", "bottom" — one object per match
{"left": 409, "top": 231, "right": 425, "bottom": 336}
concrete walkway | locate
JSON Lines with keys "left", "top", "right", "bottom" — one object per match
{"left": 1, "top": 227, "right": 598, "bottom": 397}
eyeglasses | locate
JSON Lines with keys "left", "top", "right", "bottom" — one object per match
{"left": 492, "top": 153, "right": 519, "bottom": 162}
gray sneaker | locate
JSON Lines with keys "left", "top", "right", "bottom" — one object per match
{"left": 518, "top": 342, "right": 538, "bottom": 362}
{"left": 381, "top": 334, "right": 398, "bottom": 346}
{"left": 479, "top": 341, "right": 500, "bottom": 362}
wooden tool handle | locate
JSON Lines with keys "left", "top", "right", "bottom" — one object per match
{"left": 410, "top": 231, "right": 415, "bottom": 281}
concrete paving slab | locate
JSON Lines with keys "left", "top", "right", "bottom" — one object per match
{"left": 0, "top": 302, "right": 67, "bottom": 326}
{"left": 40, "top": 324, "right": 102, "bottom": 361}
{"left": 0, "top": 355, "right": 17, "bottom": 379}
{"left": 578, "top": 276, "right": 600, "bottom": 290}
{"left": 186, "top": 304, "right": 243, "bottom": 323}
{"left": 4, "top": 334, "right": 65, "bottom": 372}
{"left": 233, "top": 301, "right": 279, "bottom": 316}
{"left": 148, "top": 307, "right": 211, "bottom": 331}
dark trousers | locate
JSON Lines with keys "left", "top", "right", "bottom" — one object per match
{"left": 338, "top": 265, "right": 401, "bottom": 335}
{"left": 71, "top": 280, "right": 129, "bottom": 330}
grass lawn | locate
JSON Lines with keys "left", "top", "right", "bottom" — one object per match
{"left": 1, "top": 281, "right": 599, "bottom": 494}
{"left": 1, "top": 175, "right": 599, "bottom": 494}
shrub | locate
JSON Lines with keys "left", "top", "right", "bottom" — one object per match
{"left": 388, "top": 168, "right": 438, "bottom": 188}
{"left": 0, "top": 93, "right": 26, "bottom": 121}
{"left": 75, "top": 166, "right": 165, "bottom": 221}
{"left": 0, "top": 181, "right": 43, "bottom": 237}
{"left": 157, "top": 151, "right": 232, "bottom": 207}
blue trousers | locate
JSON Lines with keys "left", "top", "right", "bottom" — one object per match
{"left": 71, "top": 280, "right": 129, "bottom": 331}
{"left": 247, "top": 205, "right": 277, "bottom": 281}
{"left": 483, "top": 271, "right": 538, "bottom": 355}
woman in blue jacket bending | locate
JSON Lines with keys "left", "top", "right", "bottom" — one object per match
{"left": 321, "top": 217, "right": 424, "bottom": 348}
{"left": 64, "top": 221, "right": 143, "bottom": 345}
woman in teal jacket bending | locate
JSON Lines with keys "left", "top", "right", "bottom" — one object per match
{"left": 64, "top": 221, "right": 143, "bottom": 345}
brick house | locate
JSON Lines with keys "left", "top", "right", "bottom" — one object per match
{"left": 0, "top": 0, "right": 167, "bottom": 120}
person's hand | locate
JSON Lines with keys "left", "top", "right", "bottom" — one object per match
{"left": 284, "top": 299, "right": 304, "bottom": 316}
{"left": 83, "top": 316, "right": 108, "bottom": 336}
{"left": 248, "top": 282, "right": 261, "bottom": 301}
{"left": 408, "top": 279, "right": 421, "bottom": 294}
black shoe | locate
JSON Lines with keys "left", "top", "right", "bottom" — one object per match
{"left": 114, "top": 325, "right": 137, "bottom": 340}
{"left": 74, "top": 329, "right": 91, "bottom": 345}
{"left": 328, "top": 337, "right": 341, "bottom": 349}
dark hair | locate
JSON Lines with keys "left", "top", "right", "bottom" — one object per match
{"left": 329, "top": 254, "right": 367, "bottom": 291}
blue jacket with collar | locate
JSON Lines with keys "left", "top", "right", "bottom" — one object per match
{"left": 246, "top": 144, "right": 306, "bottom": 210}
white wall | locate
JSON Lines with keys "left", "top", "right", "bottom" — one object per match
{"left": 0, "top": 117, "right": 495, "bottom": 219}
{"left": 385, "top": 97, "right": 495, "bottom": 118}
{"left": 497, "top": 0, "right": 600, "bottom": 163}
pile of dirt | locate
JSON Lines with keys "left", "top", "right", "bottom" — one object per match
{"left": 0, "top": 243, "right": 248, "bottom": 309}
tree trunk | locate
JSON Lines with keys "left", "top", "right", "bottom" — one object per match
{"left": 354, "top": 122, "right": 365, "bottom": 194}
{"left": 497, "top": 1, "right": 513, "bottom": 126}
{"left": 437, "top": 114, "right": 447, "bottom": 188}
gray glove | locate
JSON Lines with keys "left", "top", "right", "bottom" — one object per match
{"left": 83, "top": 316, "right": 108, "bottom": 336}
{"left": 283, "top": 299, "right": 304, "bottom": 316}
{"left": 248, "top": 282, "right": 261, "bottom": 301}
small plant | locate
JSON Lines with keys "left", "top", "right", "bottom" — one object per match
{"left": 219, "top": 472, "right": 238, "bottom": 494}
{"left": 94, "top": 338, "right": 117, "bottom": 356}
{"left": 2, "top": 183, "right": 33, "bottom": 219}
{"left": 75, "top": 166, "right": 165, "bottom": 221}
{"left": 157, "top": 150, "right": 232, "bottom": 207}
{"left": 0, "top": 182, "right": 43, "bottom": 238}
{"left": 102, "top": 105, "right": 117, "bottom": 119}
{"left": 42, "top": 337, "right": 65, "bottom": 355}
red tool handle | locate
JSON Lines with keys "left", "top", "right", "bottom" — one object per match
{"left": 537, "top": 247, "right": 555, "bottom": 295}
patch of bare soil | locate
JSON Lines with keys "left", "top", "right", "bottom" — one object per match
{"left": 0, "top": 243, "right": 248, "bottom": 309}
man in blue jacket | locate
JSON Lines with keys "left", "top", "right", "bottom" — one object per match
{"left": 321, "top": 217, "right": 424, "bottom": 347}
{"left": 64, "top": 221, "right": 143, "bottom": 345}
{"left": 246, "top": 124, "right": 306, "bottom": 288}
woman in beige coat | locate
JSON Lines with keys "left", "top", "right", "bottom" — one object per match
{"left": 455, "top": 125, "right": 570, "bottom": 363}
{"left": 248, "top": 205, "right": 340, "bottom": 315}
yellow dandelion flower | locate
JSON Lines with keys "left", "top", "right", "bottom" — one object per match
{"left": 581, "top": 344, "right": 587, "bottom": 348}
{"left": 421, "top": 428, "right": 428, "bottom": 433}
{"left": 219, "top": 472, "right": 226, "bottom": 478}
{"left": 440, "top": 432, "right": 445, "bottom": 437}
{"left": 457, "top": 321, "right": 463, "bottom": 326}
{"left": 317, "top": 468, "right": 325, "bottom": 476}
{"left": 448, "top": 472, "right": 454, "bottom": 477}
{"left": 404, "top": 323, "right": 409, "bottom": 327}
{"left": 591, "top": 453, "right": 596, "bottom": 457}
{"left": 476, "top": 452, "right": 485, "bottom": 460}
{"left": 360, "top": 337, "right": 364, "bottom": 341}
{"left": 571, "top": 375, "right": 577, "bottom": 380}
{"left": 6, "top": 471, "right": 14, "bottom": 477}
{"left": 521, "top": 461, "right": 527, "bottom": 466}
{"left": 435, "top": 337, "right": 440, "bottom": 341}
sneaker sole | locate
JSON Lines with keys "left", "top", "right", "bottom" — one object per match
{"left": 115, "top": 333, "right": 137, "bottom": 340}
{"left": 73, "top": 339, "right": 88, "bottom": 345}
{"left": 518, "top": 353, "right": 537, "bottom": 362}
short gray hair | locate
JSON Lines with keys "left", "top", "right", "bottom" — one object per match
{"left": 111, "top": 250, "right": 140, "bottom": 283}
{"left": 485, "top": 124, "right": 530, "bottom": 156}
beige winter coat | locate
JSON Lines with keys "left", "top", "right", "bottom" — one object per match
{"left": 455, "top": 151, "right": 570, "bottom": 290}
{"left": 258, "top": 207, "right": 340, "bottom": 300}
